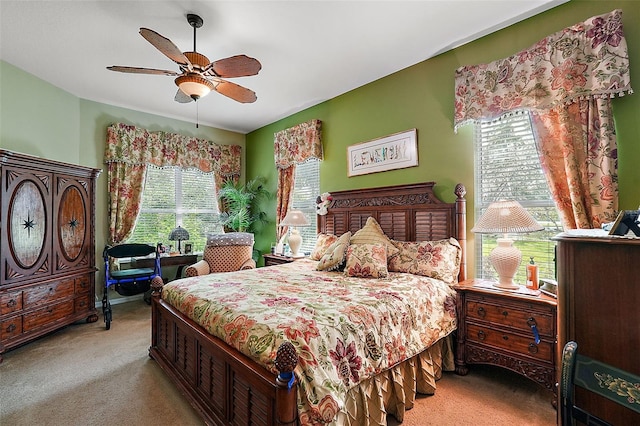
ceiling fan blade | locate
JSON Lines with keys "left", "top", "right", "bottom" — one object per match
{"left": 139, "top": 28, "right": 192, "bottom": 70}
{"left": 213, "top": 80, "right": 257, "bottom": 103}
{"left": 206, "top": 55, "right": 262, "bottom": 78}
{"left": 174, "top": 88, "right": 194, "bottom": 103}
{"left": 107, "top": 66, "right": 179, "bottom": 76}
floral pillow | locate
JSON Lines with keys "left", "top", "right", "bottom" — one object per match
{"left": 316, "top": 232, "right": 351, "bottom": 271}
{"left": 388, "top": 238, "right": 462, "bottom": 284}
{"left": 350, "top": 217, "right": 399, "bottom": 259}
{"left": 310, "top": 233, "right": 339, "bottom": 261}
{"left": 344, "top": 243, "right": 388, "bottom": 278}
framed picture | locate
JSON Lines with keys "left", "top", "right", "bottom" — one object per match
{"left": 184, "top": 243, "right": 193, "bottom": 254}
{"left": 347, "top": 129, "right": 418, "bottom": 177}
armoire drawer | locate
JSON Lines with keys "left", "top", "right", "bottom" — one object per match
{"left": 0, "top": 291, "right": 23, "bottom": 315}
{"left": 23, "top": 279, "right": 75, "bottom": 308}
{"left": 0, "top": 316, "right": 22, "bottom": 340}
{"left": 23, "top": 300, "right": 74, "bottom": 331}
{"left": 74, "top": 276, "right": 91, "bottom": 295}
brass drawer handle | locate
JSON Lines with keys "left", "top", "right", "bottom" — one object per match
{"left": 7, "top": 299, "right": 17, "bottom": 308}
{"left": 7, "top": 324, "right": 16, "bottom": 333}
{"left": 502, "top": 335, "right": 509, "bottom": 341}
{"left": 528, "top": 343, "right": 539, "bottom": 354}
{"left": 477, "top": 330, "right": 486, "bottom": 340}
{"left": 477, "top": 307, "right": 486, "bottom": 318}
{"left": 502, "top": 310, "right": 509, "bottom": 317}
{"left": 527, "top": 317, "right": 537, "bottom": 326}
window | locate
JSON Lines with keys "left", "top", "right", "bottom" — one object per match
{"left": 127, "top": 167, "right": 222, "bottom": 253}
{"left": 474, "top": 111, "right": 562, "bottom": 283}
{"left": 289, "top": 159, "right": 320, "bottom": 254}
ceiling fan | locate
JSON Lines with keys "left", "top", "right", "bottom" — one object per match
{"left": 107, "top": 14, "right": 261, "bottom": 104}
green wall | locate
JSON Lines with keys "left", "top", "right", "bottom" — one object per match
{"left": 1, "top": 60, "right": 246, "bottom": 300}
{"left": 1, "top": 1, "right": 639, "bottom": 282}
{"left": 246, "top": 0, "right": 640, "bottom": 275}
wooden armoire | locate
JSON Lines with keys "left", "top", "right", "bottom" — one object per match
{"left": 555, "top": 234, "right": 640, "bottom": 425}
{"left": 0, "top": 150, "right": 100, "bottom": 362}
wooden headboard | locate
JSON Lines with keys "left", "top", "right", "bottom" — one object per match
{"left": 317, "top": 182, "right": 467, "bottom": 281}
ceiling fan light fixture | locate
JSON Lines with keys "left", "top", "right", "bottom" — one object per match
{"left": 175, "top": 74, "right": 214, "bottom": 100}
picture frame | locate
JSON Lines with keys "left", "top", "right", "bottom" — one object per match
{"left": 347, "top": 129, "right": 418, "bottom": 177}
{"left": 607, "top": 210, "right": 640, "bottom": 236}
{"left": 183, "top": 243, "right": 193, "bottom": 254}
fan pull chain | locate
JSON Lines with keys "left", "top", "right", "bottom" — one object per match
{"left": 195, "top": 101, "right": 199, "bottom": 128}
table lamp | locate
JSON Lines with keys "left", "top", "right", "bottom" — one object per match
{"left": 168, "top": 226, "right": 190, "bottom": 254}
{"left": 279, "top": 209, "right": 310, "bottom": 258}
{"left": 471, "top": 200, "right": 543, "bottom": 289}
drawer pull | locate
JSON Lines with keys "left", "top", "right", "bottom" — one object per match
{"left": 527, "top": 317, "right": 541, "bottom": 344}
{"left": 476, "top": 307, "right": 486, "bottom": 318}
{"left": 7, "top": 324, "right": 16, "bottom": 333}
{"left": 477, "top": 330, "right": 486, "bottom": 340}
{"left": 502, "top": 335, "right": 509, "bottom": 341}
{"left": 7, "top": 299, "right": 17, "bottom": 308}
{"left": 528, "top": 343, "right": 539, "bottom": 354}
{"left": 502, "top": 310, "right": 508, "bottom": 317}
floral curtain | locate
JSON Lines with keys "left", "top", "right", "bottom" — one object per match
{"left": 104, "top": 122, "right": 242, "bottom": 244}
{"left": 454, "top": 9, "right": 632, "bottom": 229}
{"left": 273, "top": 119, "right": 323, "bottom": 239}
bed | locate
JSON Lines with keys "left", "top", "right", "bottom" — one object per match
{"left": 149, "top": 181, "right": 467, "bottom": 425}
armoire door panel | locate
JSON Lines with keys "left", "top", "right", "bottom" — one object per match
{"left": 1, "top": 166, "right": 52, "bottom": 284}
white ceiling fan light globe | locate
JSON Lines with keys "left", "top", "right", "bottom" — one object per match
{"left": 175, "top": 74, "right": 214, "bottom": 100}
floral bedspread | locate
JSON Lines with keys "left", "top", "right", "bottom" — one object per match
{"left": 162, "top": 258, "right": 457, "bottom": 424}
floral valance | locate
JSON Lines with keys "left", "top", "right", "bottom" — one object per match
{"left": 274, "top": 119, "right": 323, "bottom": 169}
{"left": 105, "top": 122, "right": 241, "bottom": 177}
{"left": 454, "top": 9, "right": 633, "bottom": 130}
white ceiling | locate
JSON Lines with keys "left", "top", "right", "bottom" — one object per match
{"left": 0, "top": 1, "right": 565, "bottom": 134}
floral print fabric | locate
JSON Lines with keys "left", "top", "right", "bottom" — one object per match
{"left": 162, "top": 259, "right": 457, "bottom": 424}
{"left": 274, "top": 119, "right": 323, "bottom": 169}
{"left": 388, "top": 238, "right": 462, "bottom": 285}
{"left": 344, "top": 244, "right": 388, "bottom": 278}
{"left": 105, "top": 123, "right": 241, "bottom": 177}
{"left": 310, "top": 233, "right": 339, "bottom": 260}
{"left": 454, "top": 9, "right": 632, "bottom": 129}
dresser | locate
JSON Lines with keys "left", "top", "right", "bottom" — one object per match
{"left": 454, "top": 279, "right": 557, "bottom": 401}
{"left": 554, "top": 234, "right": 640, "bottom": 425}
{"left": 0, "top": 150, "right": 100, "bottom": 362}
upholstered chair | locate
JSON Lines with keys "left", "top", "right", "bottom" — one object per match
{"left": 185, "top": 232, "right": 256, "bottom": 277}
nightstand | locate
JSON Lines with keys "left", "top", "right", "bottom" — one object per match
{"left": 263, "top": 253, "right": 295, "bottom": 266}
{"left": 454, "top": 279, "right": 557, "bottom": 402}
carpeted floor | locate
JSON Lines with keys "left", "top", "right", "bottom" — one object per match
{"left": 0, "top": 300, "right": 556, "bottom": 425}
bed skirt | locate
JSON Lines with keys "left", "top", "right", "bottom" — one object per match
{"left": 330, "top": 334, "right": 455, "bottom": 425}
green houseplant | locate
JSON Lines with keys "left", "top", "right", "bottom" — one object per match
{"left": 217, "top": 177, "right": 269, "bottom": 234}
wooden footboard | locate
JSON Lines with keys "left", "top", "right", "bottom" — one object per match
{"left": 149, "top": 281, "right": 298, "bottom": 426}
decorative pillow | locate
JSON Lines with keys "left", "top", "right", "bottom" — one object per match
{"left": 344, "top": 244, "right": 388, "bottom": 278}
{"left": 310, "top": 233, "right": 339, "bottom": 261}
{"left": 350, "top": 217, "right": 399, "bottom": 259}
{"left": 316, "top": 232, "right": 351, "bottom": 271}
{"left": 388, "top": 238, "right": 462, "bottom": 284}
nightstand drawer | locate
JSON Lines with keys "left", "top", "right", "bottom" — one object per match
{"left": 465, "top": 296, "right": 554, "bottom": 337}
{"left": 466, "top": 323, "right": 553, "bottom": 363}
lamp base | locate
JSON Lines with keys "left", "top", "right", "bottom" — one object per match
{"left": 493, "top": 282, "right": 520, "bottom": 290}
{"left": 489, "top": 237, "right": 522, "bottom": 291}
{"left": 291, "top": 253, "right": 305, "bottom": 259}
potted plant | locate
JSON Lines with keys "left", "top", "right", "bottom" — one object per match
{"left": 217, "top": 177, "right": 269, "bottom": 234}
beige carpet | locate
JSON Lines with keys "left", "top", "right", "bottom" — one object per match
{"left": 0, "top": 300, "right": 556, "bottom": 426}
